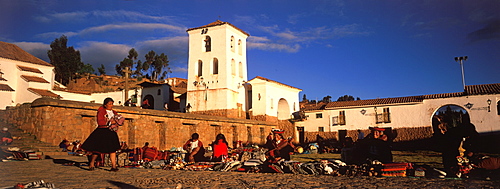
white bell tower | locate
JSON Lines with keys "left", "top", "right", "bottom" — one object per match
{"left": 186, "top": 20, "right": 249, "bottom": 118}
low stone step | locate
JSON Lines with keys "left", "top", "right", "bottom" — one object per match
{"left": 43, "top": 151, "right": 72, "bottom": 156}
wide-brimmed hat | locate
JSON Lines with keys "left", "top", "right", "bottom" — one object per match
{"left": 271, "top": 129, "right": 284, "bottom": 134}
{"left": 371, "top": 127, "right": 385, "bottom": 131}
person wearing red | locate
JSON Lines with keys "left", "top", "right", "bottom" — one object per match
{"left": 266, "top": 129, "right": 294, "bottom": 162}
{"left": 1, "top": 127, "right": 13, "bottom": 145}
{"left": 81, "top": 98, "right": 121, "bottom": 171}
{"left": 211, "top": 134, "right": 229, "bottom": 162}
{"left": 183, "top": 133, "right": 205, "bottom": 163}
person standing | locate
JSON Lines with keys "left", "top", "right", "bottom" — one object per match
{"left": 81, "top": 98, "right": 121, "bottom": 171}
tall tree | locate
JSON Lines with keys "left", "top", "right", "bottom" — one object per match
{"left": 337, "top": 95, "right": 360, "bottom": 101}
{"left": 98, "top": 64, "right": 106, "bottom": 75}
{"left": 302, "top": 94, "right": 308, "bottom": 102}
{"left": 144, "top": 50, "right": 169, "bottom": 81}
{"left": 47, "top": 35, "right": 84, "bottom": 85}
{"left": 78, "top": 63, "right": 95, "bottom": 76}
{"left": 115, "top": 48, "right": 138, "bottom": 76}
{"left": 322, "top": 95, "right": 332, "bottom": 103}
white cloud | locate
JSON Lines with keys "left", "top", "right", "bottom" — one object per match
{"left": 247, "top": 42, "right": 300, "bottom": 53}
{"left": 13, "top": 42, "right": 51, "bottom": 62}
{"left": 78, "top": 41, "right": 132, "bottom": 73}
{"left": 80, "top": 23, "right": 186, "bottom": 35}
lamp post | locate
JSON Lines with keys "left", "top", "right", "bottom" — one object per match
{"left": 454, "top": 56, "right": 468, "bottom": 90}
{"left": 487, "top": 99, "right": 492, "bottom": 112}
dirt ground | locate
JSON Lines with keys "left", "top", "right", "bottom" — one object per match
{"left": 1, "top": 154, "right": 499, "bottom": 189}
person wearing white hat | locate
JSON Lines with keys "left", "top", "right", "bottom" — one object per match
{"left": 1, "top": 127, "right": 13, "bottom": 145}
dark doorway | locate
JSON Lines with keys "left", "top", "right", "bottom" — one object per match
{"left": 142, "top": 95, "right": 154, "bottom": 109}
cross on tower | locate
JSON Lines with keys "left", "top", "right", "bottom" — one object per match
{"left": 123, "top": 67, "right": 132, "bottom": 101}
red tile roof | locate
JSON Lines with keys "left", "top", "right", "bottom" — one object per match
{"left": 465, "top": 83, "right": 500, "bottom": 95}
{"left": 20, "top": 75, "right": 50, "bottom": 83}
{"left": 18, "top": 65, "right": 43, "bottom": 74}
{"left": 0, "top": 41, "right": 53, "bottom": 67}
{"left": 0, "top": 84, "right": 14, "bottom": 91}
{"left": 186, "top": 20, "right": 250, "bottom": 36}
{"left": 27, "top": 88, "right": 60, "bottom": 99}
{"left": 325, "top": 96, "right": 423, "bottom": 109}
{"left": 249, "top": 76, "right": 302, "bottom": 91}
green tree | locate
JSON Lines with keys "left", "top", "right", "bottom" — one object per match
{"left": 322, "top": 95, "right": 332, "bottom": 103}
{"left": 98, "top": 64, "right": 106, "bottom": 75}
{"left": 144, "top": 50, "right": 170, "bottom": 81}
{"left": 302, "top": 94, "right": 308, "bottom": 102}
{"left": 115, "top": 48, "right": 138, "bottom": 76}
{"left": 337, "top": 95, "right": 360, "bottom": 101}
{"left": 47, "top": 35, "right": 84, "bottom": 85}
{"left": 78, "top": 63, "right": 95, "bottom": 76}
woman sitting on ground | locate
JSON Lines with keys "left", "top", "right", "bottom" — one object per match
{"left": 211, "top": 133, "right": 229, "bottom": 162}
{"left": 266, "top": 130, "right": 294, "bottom": 162}
{"left": 183, "top": 133, "right": 206, "bottom": 163}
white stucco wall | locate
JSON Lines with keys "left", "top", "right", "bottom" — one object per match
{"left": 0, "top": 57, "right": 55, "bottom": 109}
{"left": 299, "top": 94, "right": 500, "bottom": 134}
{"left": 186, "top": 22, "right": 248, "bottom": 111}
{"left": 249, "top": 78, "right": 301, "bottom": 119}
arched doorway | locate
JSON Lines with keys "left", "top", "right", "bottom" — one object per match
{"left": 431, "top": 104, "right": 469, "bottom": 134}
{"left": 142, "top": 95, "right": 154, "bottom": 109}
{"left": 277, "top": 98, "right": 290, "bottom": 120}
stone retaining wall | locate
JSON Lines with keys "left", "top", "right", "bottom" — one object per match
{"left": 2, "top": 98, "right": 277, "bottom": 150}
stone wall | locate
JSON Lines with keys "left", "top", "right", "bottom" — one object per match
{"left": 2, "top": 98, "right": 277, "bottom": 150}
{"left": 303, "top": 126, "right": 434, "bottom": 144}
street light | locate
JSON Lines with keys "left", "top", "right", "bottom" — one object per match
{"left": 454, "top": 56, "right": 468, "bottom": 90}
{"left": 487, "top": 99, "right": 492, "bottom": 112}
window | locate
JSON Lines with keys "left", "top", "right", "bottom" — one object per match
{"left": 238, "top": 39, "right": 242, "bottom": 55}
{"left": 197, "top": 60, "right": 203, "bottom": 76}
{"left": 213, "top": 58, "right": 218, "bottom": 74}
{"left": 332, "top": 111, "right": 346, "bottom": 125}
{"left": 231, "top": 59, "right": 236, "bottom": 75}
{"left": 339, "top": 111, "right": 346, "bottom": 125}
{"left": 332, "top": 116, "right": 339, "bottom": 126}
{"left": 230, "top": 36, "right": 235, "bottom": 52}
{"left": 157, "top": 89, "right": 161, "bottom": 95}
{"left": 497, "top": 101, "right": 500, "bottom": 115}
{"left": 318, "top": 127, "right": 324, "bottom": 132}
{"left": 376, "top": 107, "right": 391, "bottom": 123}
{"left": 204, "top": 36, "right": 211, "bottom": 52}
{"left": 238, "top": 62, "right": 243, "bottom": 78}
{"left": 316, "top": 113, "right": 323, "bottom": 119}
{"left": 383, "top": 108, "right": 391, "bottom": 123}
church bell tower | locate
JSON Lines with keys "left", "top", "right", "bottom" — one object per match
{"left": 186, "top": 20, "right": 250, "bottom": 118}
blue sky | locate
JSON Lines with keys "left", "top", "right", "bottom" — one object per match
{"left": 1, "top": 0, "right": 499, "bottom": 101}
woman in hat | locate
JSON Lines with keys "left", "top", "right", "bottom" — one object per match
{"left": 1, "top": 127, "right": 13, "bottom": 145}
{"left": 266, "top": 129, "right": 294, "bottom": 162}
{"left": 81, "top": 97, "right": 121, "bottom": 171}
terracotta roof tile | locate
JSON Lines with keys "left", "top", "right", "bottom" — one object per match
{"left": 20, "top": 75, "right": 50, "bottom": 83}
{"left": 465, "top": 83, "right": 500, "bottom": 95}
{"left": 0, "top": 41, "right": 53, "bottom": 67}
{"left": 186, "top": 20, "right": 250, "bottom": 36}
{"left": 27, "top": 88, "right": 60, "bottom": 99}
{"left": 0, "top": 84, "right": 14, "bottom": 91}
{"left": 18, "top": 65, "right": 43, "bottom": 74}
{"left": 249, "top": 76, "right": 302, "bottom": 91}
{"left": 325, "top": 96, "right": 424, "bottom": 109}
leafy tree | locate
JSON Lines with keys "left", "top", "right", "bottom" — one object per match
{"left": 144, "top": 50, "right": 169, "bottom": 81}
{"left": 115, "top": 48, "right": 138, "bottom": 77}
{"left": 302, "top": 94, "right": 308, "bottom": 102}
{"left": 337, "top": 95, "right": 360, "bottom": 101}
{"left": 97, "top": 64, "right": 106, "bottom": 75}
{"left": 78, "top": 63, "right": 95, "bottom": 76}
{"left": 47, "top": 35, "right": 84, "bottom": 85}
{"left": 321, "top": 95, "right": 332, "bottom": 103}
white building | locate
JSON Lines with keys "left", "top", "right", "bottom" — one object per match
{"left": 186, "top": 20, "right": 301, "bottom": 120}
{"left": 296, "top": 83, "right": 500, "bottom": 137}
{"left": 0, "top": 41, "right": 138, "bottom": 109}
